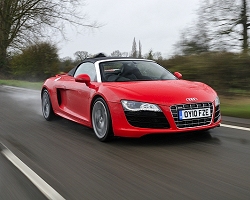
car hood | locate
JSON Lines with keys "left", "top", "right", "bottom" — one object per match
{"left": 102, "top": 80, "right": 217, "bottom": 105}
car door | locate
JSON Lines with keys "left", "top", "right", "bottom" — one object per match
{"left": 64, "top": 62, "right": 97, "bottom": 123}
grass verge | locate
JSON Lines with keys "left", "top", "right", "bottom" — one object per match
{"left": 220, "top": 96, "right": 250, "bottom": 119}
{"left": 1, "top": 79, "right": 249, "bottom": 119}
{"left": 0, "top": 79, "right": 43, "bottom": 90}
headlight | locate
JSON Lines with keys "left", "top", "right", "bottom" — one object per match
{"left": 215, "top": 96, "right": 220, "bottom": 107}
{"left": 121, "top": 100, "right": 162, "bottom": 112}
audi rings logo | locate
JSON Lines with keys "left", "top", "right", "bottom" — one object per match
{"left": 186, "top": 97, "right": 198, "bottom": 101}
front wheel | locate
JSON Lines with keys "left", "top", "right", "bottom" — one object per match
{"left": 92, "top": 98, "right": 113, "bottom": 142}
{"left": 41, "top": 89, "right": 54, "bottom": 121}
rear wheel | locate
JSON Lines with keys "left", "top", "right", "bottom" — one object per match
{"left": 41, "top": 89, "right": 54, "bottom": 121}
{"left": 92, "top": 98, "right": 113, "bottom": 142}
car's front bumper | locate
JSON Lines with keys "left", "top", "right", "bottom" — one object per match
{"left": 108, "top": 102, "right": 221, "bottom": 138}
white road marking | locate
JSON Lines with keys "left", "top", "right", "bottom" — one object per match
{"left": 221, "top": 124, "right": 250, "bottom": 132}
{"left": 0, "top": 143, "right": 65, "bottom": 200}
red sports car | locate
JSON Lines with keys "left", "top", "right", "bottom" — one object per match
{"left": 41, "top": 54, "right": 221, "bottom": 141}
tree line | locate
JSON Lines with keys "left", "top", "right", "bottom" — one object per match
{"left": 4, "top": 38, "right": 163, "bottom": 81}
{"left": 4, "top": 40, "right": 250, "bottom": 97}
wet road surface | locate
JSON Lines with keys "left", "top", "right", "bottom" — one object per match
{"left": 0, "top": 85, "right": 250, "bottom": 200}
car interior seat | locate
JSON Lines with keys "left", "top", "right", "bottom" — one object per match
{"left": 120, "top": 64, "right": 144, "bottom": 80}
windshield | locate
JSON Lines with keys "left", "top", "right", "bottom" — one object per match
{"left": 100, "top": 60, "right": 177, "bottom": 82}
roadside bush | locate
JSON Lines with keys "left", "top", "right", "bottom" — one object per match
{"left": 10, "top": 42, "right": 60, "bottom": 81}
{"left": 157, "top": 52, "right": 250, "bottom": 96}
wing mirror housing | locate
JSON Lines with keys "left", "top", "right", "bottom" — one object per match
{"left": 75, "top": 74, "right": 91, "bottom": 86}
{"left": 174, "top": 72, "right": 182, "bottom": 79}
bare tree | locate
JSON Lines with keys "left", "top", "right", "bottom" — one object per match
{"left": 174, "top": 22, "right": 211, "bottom": 56}
{"left": 199, "top": 0, "right": 250, "bottom": 53}
{"left": 0, "top": 0, "right": 98, "bottom": 73}
{"left": 174, "top": 0, "right": 250, "bottom": 55}
{"left": 153, "top": 52, "right": 163, "bottom": 60}
{"left": 111, "top": 50, "right": 122, "bottom": 57}
{"left": 74, "top": 51, "right": 89, "bottom": 61}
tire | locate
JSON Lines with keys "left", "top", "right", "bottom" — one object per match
{"left": 92, "top": 98, "right": 113, "bottom": 142}
{"left": 41, "top": 89, "right": 54, "bottom": 121}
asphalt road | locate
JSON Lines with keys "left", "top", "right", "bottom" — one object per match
{"left": 0, "top": 85, "right": 250, "bottom": 200}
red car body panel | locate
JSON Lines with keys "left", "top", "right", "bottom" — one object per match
{"left": 42, "top": 71, "right": 221, "bottom": 138}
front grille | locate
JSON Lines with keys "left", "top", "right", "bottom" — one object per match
{"left": 124, "top": 111, "right": 170, "bottom": 128}
{"left": 171, "top": 102, "right": 213, "bottom": 128}
{"left": 214, "top": 105, "right": 221, "bottom": 122}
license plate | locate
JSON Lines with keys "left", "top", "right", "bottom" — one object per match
{"left": 179, "top": 108, "right": 211, "bottom": 120}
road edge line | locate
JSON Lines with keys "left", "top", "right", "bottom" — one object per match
{"left": 221, "top": 124, "right": 250, "bottom": 132}
{"left": 0, "top": 142, "right": 65, "bottom": 200}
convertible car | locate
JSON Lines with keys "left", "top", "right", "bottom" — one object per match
{"left": 41, "top": 54, "right": 221, "bottom": 141}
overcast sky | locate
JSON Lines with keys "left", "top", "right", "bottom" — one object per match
{"left": 58, "top": 0, "right": 200, "bottom": 59}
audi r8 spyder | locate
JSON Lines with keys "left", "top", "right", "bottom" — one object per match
{"left": 41, "top": 54, "right": 221, "bottom": 141}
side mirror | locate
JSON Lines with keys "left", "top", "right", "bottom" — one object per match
{"left": 174, "top": 72, "right": 182, "bottom": 79}
{"left": 75, "top": 74, "right": 91, "bottom": 86}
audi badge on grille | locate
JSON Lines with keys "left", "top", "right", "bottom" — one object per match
{"left": 186, "top": 97, "right": 198, "bottom": 101}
